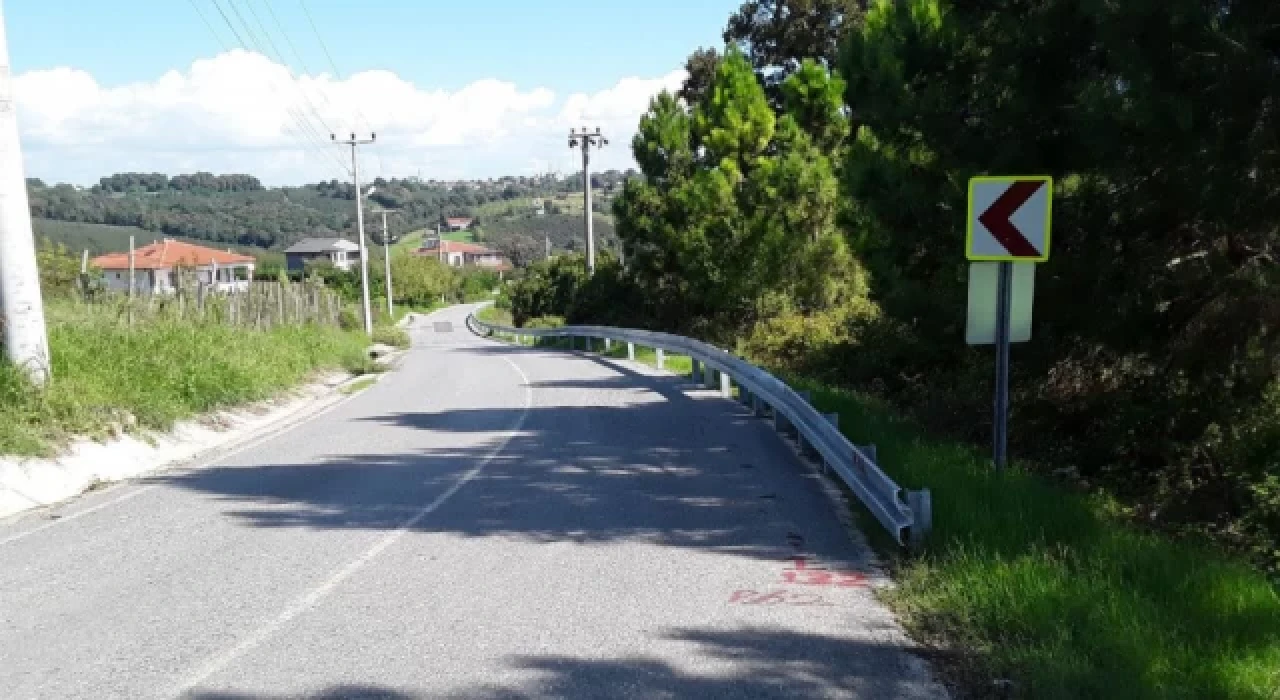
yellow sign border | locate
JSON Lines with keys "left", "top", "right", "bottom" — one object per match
{"left": 966, "top": 175, "right": 1053, "bottom": 262}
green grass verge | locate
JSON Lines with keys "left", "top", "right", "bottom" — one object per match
{"left": 0, "top": 306, "right": 375, "bottom": 456}
{"left": 476, "top": 305, "right": 513, "bottom": 326}
{"left": 340, "top": 377, "right": 378, "bottom": 395}
{"left": 791, "top": 380, "right": 1280, "bottom": 700}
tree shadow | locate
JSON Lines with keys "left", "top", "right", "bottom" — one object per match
{"left": 187, "top": 686, "right": 416, "bottom": 700}
{"left": 158, "top": 347, "right": 869, "bottom": 567}
{"left": 183, "top": 627, "right": 942, "bottom": 699}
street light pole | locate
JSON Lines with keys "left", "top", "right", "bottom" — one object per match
{"left": 568, "top": 126, "right": 607, "bottom": 275}
{"left": 333, "top": 131, "right": 376, "bottom": 335}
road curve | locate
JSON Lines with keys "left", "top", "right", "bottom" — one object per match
{"left": 0, "top": 303, "right": 945, "bottom": 699}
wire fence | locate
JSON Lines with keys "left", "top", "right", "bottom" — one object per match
{"left": 74, "top": 277, "right": 346, "bottom": 329}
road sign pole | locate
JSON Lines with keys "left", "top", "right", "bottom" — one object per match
{"left": 993, "top": 261, "right": 1012, "bottom": 470}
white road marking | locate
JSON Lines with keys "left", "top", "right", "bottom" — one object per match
{"left": 172, "top": 356, "right": 534, "bottom": 697}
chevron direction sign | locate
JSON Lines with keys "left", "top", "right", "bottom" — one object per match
{"left": 966, "top": 176, "right": 1053, "bottom": 262}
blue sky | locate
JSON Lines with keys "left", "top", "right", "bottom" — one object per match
{"left": 7, "top": 0, "right": 739, "bottom": 184}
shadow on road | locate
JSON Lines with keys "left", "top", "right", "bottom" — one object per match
{"left": 185, "top": 627, "right": 935, "bottom": 699}
{"left": 158, "top": 344, "right": 862, "bottom": 563}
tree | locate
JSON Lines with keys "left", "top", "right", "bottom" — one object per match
{"left": 840, "top": 0, "right": 1280, "bottom": 567}
{"left": 615, "top": 49, "right": 858, "bottom": 335}
{"left": 678, "top": 47, "right": 722, "bottom": 107}
{"left": 724, "top": 0, "right": 864, "bottom": 100}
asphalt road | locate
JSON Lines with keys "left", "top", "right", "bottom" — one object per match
{"left": 0, "top": 303, "right": 945, "bottom": 700}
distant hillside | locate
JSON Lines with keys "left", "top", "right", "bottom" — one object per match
{"left": 32, "top": 219, "right": 273, "bottom": 263}
{"left": 26, "top": 170, "right": 638, "bottom": 259}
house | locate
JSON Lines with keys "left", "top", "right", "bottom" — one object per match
{"left": 284, "top": 238, "right": 361, "bottom": 272}
{"left": 91, "top": 239, "right": 256, "bottom": 295}
{"left": 415, "top": 239, "right": 511, "bottom": 271}
{"left": 442, "top": 217, "right": 474, "bottom": 232}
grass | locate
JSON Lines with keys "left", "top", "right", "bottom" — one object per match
{"left": 340, "top": 377, "right": 378, "bottom": 395}
{"left": 392, "top": 228, "right": 476, "bottom": 252}
{"left": 0, "top": 303, "right": 376, "bottom": 456}
{"left": 476, "top": 305, "right": 513, "bottom": 326}
{"left": 790, "top": 380, "right": 1280, "bottom": 700}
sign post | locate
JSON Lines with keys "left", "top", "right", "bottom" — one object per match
{"left": 966, "top": 175, "right": 1053, "bottom": 470}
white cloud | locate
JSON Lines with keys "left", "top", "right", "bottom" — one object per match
{"left": 12, "top": 50, "right": 686, "bottom": 185}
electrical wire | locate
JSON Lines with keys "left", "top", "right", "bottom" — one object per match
{"left": 197, "top": 0, "right": 348, "bottom": 177}
{"left": 205, "top": 0, "right": 350, "bottom": 177}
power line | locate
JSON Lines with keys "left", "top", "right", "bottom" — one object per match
{"left": 215, "top": 0, "right": 348, "bottom": 171}
{"left": 297, "top": 0, "right": 375, "bottom": 137}
{"left": 197, "top": 0, "right": 350, "bottom": 177}
{"left": 240, "top": 0, "right": 335, "bottom": 135}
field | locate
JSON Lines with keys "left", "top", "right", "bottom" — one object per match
{"left": 33, "top": 219, "right": 270, "bottom": 260}
{"left": 475, "top": 191, "right": 613, "bottom": 224}
{"left": 393, "top": 228, "right": 476, "bottom": 252}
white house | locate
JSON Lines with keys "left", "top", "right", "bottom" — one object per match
{"left": 284, "top": 238, "right": 362, "bottom": 272}
{"left": 91, "top": 239, "right": 256, "bottom": 294}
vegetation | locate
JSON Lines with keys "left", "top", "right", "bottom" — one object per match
{"left": 802, "top": 381, "right": 1280, "bottom": 700}
{"left": 501, "top": 0, "right": 1280, "bottom": 696}
{"left": 27, "top": 170, "right": 634, "bottom": 256}
{"left": 0, "top": 304, "right": 373, "bottom": 456}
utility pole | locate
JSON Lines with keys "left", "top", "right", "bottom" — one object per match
{"left": 332, "top": 131, "right": 376, "bottom": 335}
{"left": 568, "top": 126, "right": 607, "bottom": 275}
{"left": 374, "top": 208, "right": 396, "bottom": 319}
{"left": 0, "top": 2, "right": 50, "bottom": 384}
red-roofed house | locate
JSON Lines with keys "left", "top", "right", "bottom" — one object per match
{"left": 443, "top": 217, "right": 474, "bottom": 232}
{"left": 91, "top": 239, "right": 256, "bottom": 295}
{"left": 415, "top": 239, "right": 511, "bottom": 271}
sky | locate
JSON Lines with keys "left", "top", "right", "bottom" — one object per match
{"left": 5, "top": 0, "right": 739, "bottom": 186}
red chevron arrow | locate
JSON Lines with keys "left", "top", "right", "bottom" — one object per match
{"left": 978, "top": 180, "right": 1043, "bottom": 258}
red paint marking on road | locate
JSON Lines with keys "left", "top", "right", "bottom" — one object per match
{"left": 978, "top": 180, "right": 1043, "bottom": 257}
{"left": 727, "top": 589, "right": 834, "bottom": 607}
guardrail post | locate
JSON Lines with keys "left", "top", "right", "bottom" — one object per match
{"left": 857, "top": 443, "right": 878, "bottom": 463}
{"left": 655, "top": 348, "right": 665, "bottom": 369}
{"left": 704, "top": 367, "right": 718, "bottom": 390}
{"left": 817, "top": 412, "right": 840, "bottom": 474}
{"left": 752, "top": 394, "right": 767, "bottom": 417}
{"left": 719, "top": 372, "right": 732, "bottom": 398}
{"left": 739, "top": 385, "right": 752, "bottom": 406}
{"left": 907, "top": 489, "right": 932, "bottom": 550}
{"left": 627, "top": 342, "right": 635, "bottom": 361}
{"left": 604, "top": 338, "right": 611, "bottom": 352}
{"left": 774, "top": 409, "right": 794, "bottom": 437}
{"left": 691, "top": 358, "right": 701, "bottom": 384}
{"left": 798, "top": 390, "right": 812, "bottom": 403}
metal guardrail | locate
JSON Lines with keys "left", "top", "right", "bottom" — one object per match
{"left": 466, "top": 313, "right": 931, "bottom": 547}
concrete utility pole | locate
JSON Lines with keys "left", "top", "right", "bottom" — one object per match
{"left": 374, "top": 207, "right": 396, "bottom": 319}
{"left": 333, "top": 132, "right": 376, "bottom": 335}
{"left": 568, "top": 126, "right": 607, "bottom": 275}
{"left": 0, "top": 2, "right": 50, "bottom": 384}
